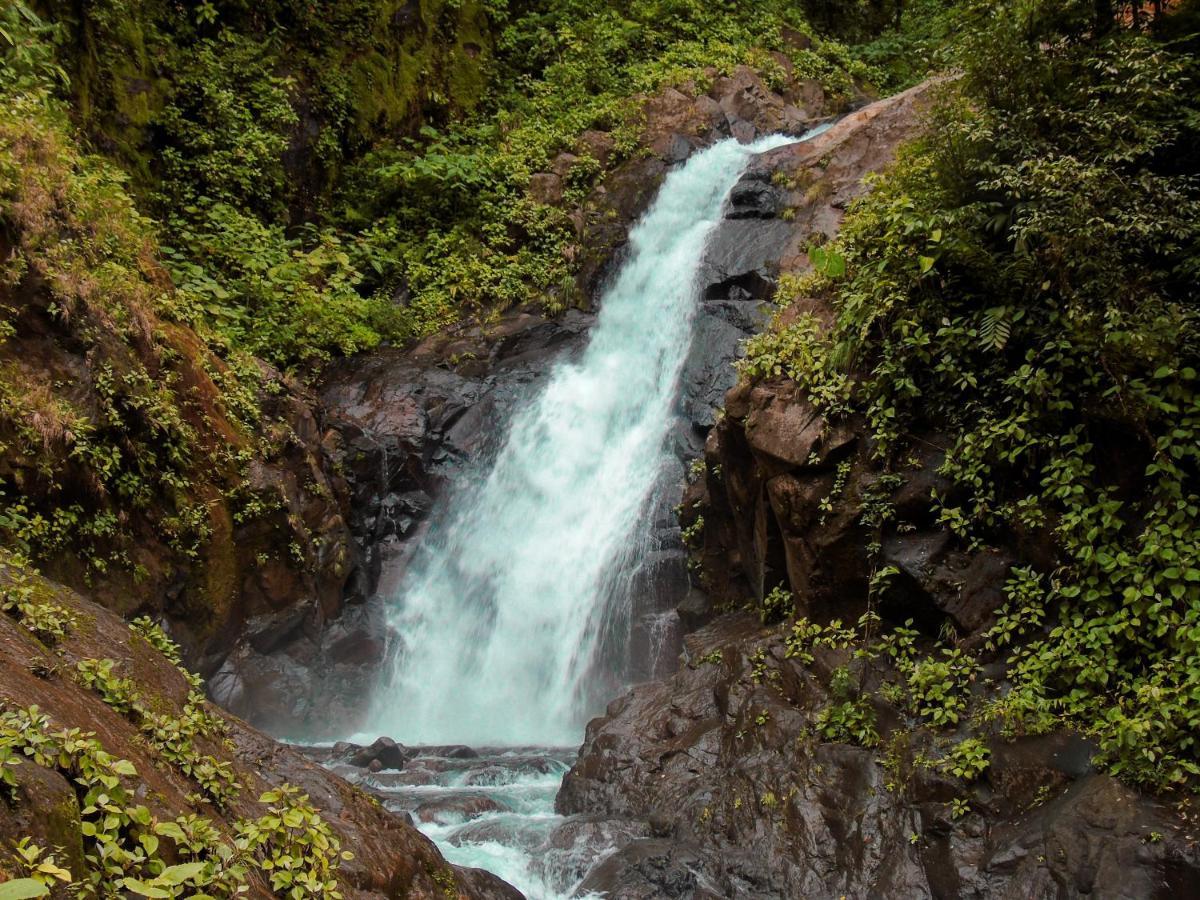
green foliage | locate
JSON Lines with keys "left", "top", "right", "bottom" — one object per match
{"left": 904, "top": 649, "right": 977, "bottom": 727}
{"left": 0, "top": 881, "right": 49, "bottom": 899}
{"left": 690, "top": 649, "right": 723, "bottom": 668}
{"left": 815, "top": 666, "right": 879, "bottom": 747}
{"left": 162, "top": 203, "right": 386, "bottom": 366}
{"left": 235, "top": 785, "right": 352, "bottom": 899}
{"left": 1, "top": 602, "right": 350, "bottom": 898}
{"left": 784, "top": 615, "right": 856, "bottom": 663}
{"left": 10, "top": 839, "right": 72, "bottom": 891}
{"left": 739, "top": 307, "right": 851, "bottom": 412}
{"left": 743, "top": 0, "right": 1200, "bottom": 789}
{"left": 76, "top": 659, "right": 140, "bottom": 716}
{"left": 938, "top": 736, "right": 990, "bottom": 781}
{"left": 0, "top": 79, "right": 250, "bottom": 571}
{"left": 0, "top": 552, "right": 76, "bottom": 644}
{"left": 850, "top": 0, "right": 960, "bottom": 90}
{"left": 760, "top": 584, "right": 794, "bottom": 625}
{"left": 156, "top": 33, "right": 297, "bottom": 216}
{"left": 75, "top": 656, "right": 240, "bottom": 807}
{"left": 336, "top": 0, "right": 877, "bottom": 340}
{"left": 0, "top": 2, "right": 67, "bottom": 97}
{"left": 130, "top": 617, "right": 183, "bottom": 666}
{"left": 0, "top": 703, "right": 349, "bottom": 896}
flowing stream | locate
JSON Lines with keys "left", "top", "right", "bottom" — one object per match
{"left": 356, "top": 132, "right": 805, "bottom": 897}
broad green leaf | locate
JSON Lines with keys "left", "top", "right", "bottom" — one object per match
{"left": 160, "top": 863, "right": 206, "bottom": 885}
{"left": 120, "top": 879, "right": 170, "bottom": 898}
{"left": 0, "top": 880, "right": 49, "bottom": 900}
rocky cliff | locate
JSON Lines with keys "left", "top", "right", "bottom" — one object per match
{"left": 555, "top": 79, "right": 1200, "bottom": 899}
{"left": 557, "top": 615, "right": 1199, "bottom": 898}
{"left": 0, "top": 561, "right": 517, "bottom": 897}
{"left": 213, "top": 61, "right": 865, "bottom": 738}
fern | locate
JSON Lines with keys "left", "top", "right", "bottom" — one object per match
{"left": 979, "top": 305, "right": 1011, "bottom": 351}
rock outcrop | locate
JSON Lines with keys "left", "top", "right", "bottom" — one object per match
{"left": 0, "top": 564, "right": 513, "bottom": 898}
{"left": 558, "top": 614, "right": 1200, "bottom": 899}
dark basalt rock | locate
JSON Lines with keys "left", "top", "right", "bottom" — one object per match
{"left": 455, "top": 868, "right": 526, "bottom": 900}
{"left": 346, "top": 736, "right": 409, "bottom": 771}
{"left": 577, "top": 839, "right": 729, "bottom": 899}
{"left": 557, "top": 613, "right": 1200, "bottom": 899}
{"left": 726, "top": 173, "right": 783, "bottom": 219}
{"left": 417, "top": 744, "right": 480, "bottom": 759}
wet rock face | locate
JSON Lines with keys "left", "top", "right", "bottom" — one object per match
{"left": 558, "top": 614, "right": 1200, "bottom": 899}
{"left": 0, "top": 568, "right": 511, "bottom": 900}
{"left": 678, "top": 80, "right": 945, "bottom": 465}
{"left": 217, "top": 307, "right": 595, "bottom": 739}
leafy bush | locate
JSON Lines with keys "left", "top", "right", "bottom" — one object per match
{"left": 130, "top": 616, "right": 183, "bottom": 666}
{"left": 236, "top": 785, "right": 352, "bottom": 899}
{"left": 1, "top": 704, "right": 349, "bottom": 897}
{"left": 760, "top": 584, "right": 794, "bottom": 624}
{"left": 0, "top": 2, "right": 67, "bottom": 96}
{"left": 162, "top": 203, "right": 385, "bottom": 365}
{"left": 938, "top": 736, "right": 990, "bottom": 781}
{"left": 0, "top": 552, "right": 76, "bottom": 644}
{"left": 156, "top": 33, "right": 297, "bottom": 216}
{"left": 815, "top": 666, "right": 880, "bottom": 747}
{"left": 75, "top": 656, "right": 240, "bottom": 807}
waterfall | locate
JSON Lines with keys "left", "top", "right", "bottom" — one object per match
{"left": 367, "top": 133, "right": 796, "bottom": 746}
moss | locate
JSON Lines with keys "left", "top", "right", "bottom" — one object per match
{"left": 198, "top": 496, "right": 237, "bottom": 641}
{"left": 338, "top": 0, "right": 491, "bottom": 142}
{"left": 49, "top": 790, "right": 86, "bottom": 877}
{"left": 74, "top": 2, "right": 167, "bottom": 188}
{"left": 443, "top": 0, "right": 492, "bottom": 112}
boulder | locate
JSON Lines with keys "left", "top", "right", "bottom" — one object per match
{"left": 743, "top": 383, "right": 856, "bottom": 469}
{"left": 577, "top": 129, "right": 616, "bottom": 166}
{"left": 576, "top": 839, "right": 729, "bottom": 899}
{"left": 347, "top": 736, "right": 409, "bottom": 771}
{"left": 726, "top": 172, "right": 782, "bottom": 219}
{"left": 414, "top": 793, "right": 506, "bottom": 824}
{"left": 550, "top": 151, "right": 579, "bottom": 177}
{"left": 557, "top": 612, "right": 1200, "bottom": 899}
{"left": 881, "top": 534, "right": 1013, "bottom": 634}
{"left": 529, "top": 172, "right": 564, "bottom": 204}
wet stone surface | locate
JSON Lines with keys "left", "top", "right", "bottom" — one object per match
{"left": 296, "top": 742, "right": 655, "bottom": 899}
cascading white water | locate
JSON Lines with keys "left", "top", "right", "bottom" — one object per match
{"left": 367, "top": 133, "right": 796, "bottom": 748}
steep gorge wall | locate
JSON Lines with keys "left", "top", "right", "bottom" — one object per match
{"left": 556, "top": 79, "right": 1200, "bottom": 898}
{"left": 217, "top": 62, "right": 863, "bottom": 736}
